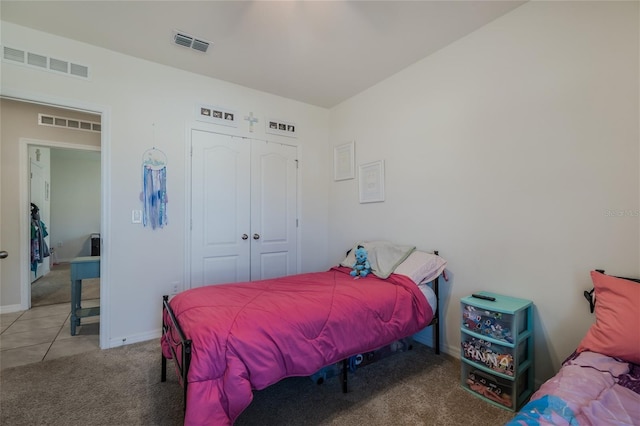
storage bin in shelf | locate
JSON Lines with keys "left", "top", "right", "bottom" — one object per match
{"left": 461, "top": 292, "right": 532, "bottom": 344}
{"left": 461, "top": 360, "right": 533, "bottom": 410}
{"left": 460, "top": 332, "right": 531, "bottom": 378}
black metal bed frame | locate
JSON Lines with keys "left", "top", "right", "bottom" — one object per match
{"left": 161, "top": 294, "right": 191, "bottom": 411}
{"left": 161, "top": 250, "right": 444, "bottom": 412}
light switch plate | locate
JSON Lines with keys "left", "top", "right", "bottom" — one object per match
{"left": 132, "top": 210, "right": 142, "bottom": 224}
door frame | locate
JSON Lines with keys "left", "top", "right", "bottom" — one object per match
{"left": 3, "top": 88, "right": 111, "bottom": 350}
{"left": 20, "top": 139, "right": 101, "bottom": 302}
{"left": 29, "top": 145, "right": 52, "bottom": 281}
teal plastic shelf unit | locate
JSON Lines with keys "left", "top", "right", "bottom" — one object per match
{"left": 460, "top": 292, "right": 534, "bottom": 411}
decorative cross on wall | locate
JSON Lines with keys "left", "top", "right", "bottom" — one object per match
{"left": 244, "top": 112, "right": 259, "bottom": 133}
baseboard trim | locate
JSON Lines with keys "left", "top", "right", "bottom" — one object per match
{"left": 108, "top": 329, "right": 161, "bottom": 349}
{"left": 412, "top": 333, "right": 459, "bottom": 359}
{"left": 0, "top": 304, "right": 24, "bottom": 314}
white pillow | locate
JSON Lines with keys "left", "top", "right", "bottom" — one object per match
{"left": 394, "top": 251, "right": 447, "bottom": 285}
{"left": 339, "top": 241, "right": 415, "bottom": 279}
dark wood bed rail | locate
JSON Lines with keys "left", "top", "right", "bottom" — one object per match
{"left": 161, "top": 249, "right": 445, "bottom": 411}
{"left": 161, "top": 295, "right": 191, "bottom": 412}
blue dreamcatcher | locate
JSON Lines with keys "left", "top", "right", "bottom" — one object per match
{"left": 142, "top": 147, "right": 168, "bottom": 229}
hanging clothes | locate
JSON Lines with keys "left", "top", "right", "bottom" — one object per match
{"left": 30, "top": 203, "right": 50, "bottom": 275}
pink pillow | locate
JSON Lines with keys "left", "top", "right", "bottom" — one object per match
{"left": 576, "top": 271, "right": 640, "bottom": 364}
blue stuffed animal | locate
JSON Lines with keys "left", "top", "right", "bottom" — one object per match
{"left": 350, "top": 245, "right": 371, "bottom": 278}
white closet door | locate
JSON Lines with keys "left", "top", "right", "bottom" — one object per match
{"left": 250, "top": 140, "right": 298, "bottom": 280}
{"left": 191, "top": 130, "right": 251, "bottom": 287}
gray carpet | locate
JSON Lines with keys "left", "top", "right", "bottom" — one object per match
{"left": 0, "top": 339, "right": 516, "bottom": 425}
{"left": 31, "top": 263, "right": 100, "bottom": 307}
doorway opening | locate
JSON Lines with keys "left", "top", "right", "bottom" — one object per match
{"left": 28, "top": 145, "right": 101, "bottom": 312}
{"left": 1, "top": 92, "right": 110, "bottom": 350}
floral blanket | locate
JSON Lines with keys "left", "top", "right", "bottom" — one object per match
{"left": 507, "top": 351, "right": 640, "bottom": 425}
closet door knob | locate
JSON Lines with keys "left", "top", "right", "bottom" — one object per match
{"left": 241, "top": 234, "right": 248, "bottom": 240}
{"left": 253, "top": 234, "right": 260, "bottom": 240}
{"left": 0, "top": 251, "right": 8, "bottom": 259}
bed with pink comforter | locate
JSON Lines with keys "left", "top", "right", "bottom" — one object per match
{"left": 161, "top": 266, "right": 434, "bottom": 425}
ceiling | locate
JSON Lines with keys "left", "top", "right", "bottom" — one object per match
{"left": 1, "top": 1, "right": 526, "bottom": 108}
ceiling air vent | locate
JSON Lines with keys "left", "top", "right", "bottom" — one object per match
{"left": 192, "top": 39, "right": 209, "bottom": 53}
{"left": 174, "top": 32, "right": 193, "bottom": 48}
{"left": 173, "top": 31, "right": 210, "bottom": 53}
{"left": 1, "top": 45, "right": 90, "bottom": 80}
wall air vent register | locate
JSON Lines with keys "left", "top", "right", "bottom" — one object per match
{"left": 38, "top": 114, "right": 101, "bottom": 133}
{"left": 2, "top": 46, "right": 90, "bottom": 79}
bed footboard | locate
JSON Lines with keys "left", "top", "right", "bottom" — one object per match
{"left": 161, "top": 295, "right": 192, "bottom": 412}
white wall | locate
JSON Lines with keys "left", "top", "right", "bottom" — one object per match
{"left": 50, "top": 149, "right": 101, "bottom": 261}
{"left": 1, "top": 22, "right": 331, "bottom": 347}
{"left": 328, "top": 1, "right": 639, "bottom": 384}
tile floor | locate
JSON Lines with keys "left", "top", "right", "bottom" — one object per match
{"left": 0, "top": 299, "right": 100, "bottom": 370}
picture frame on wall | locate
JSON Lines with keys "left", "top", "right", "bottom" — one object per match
{"left": 333, "top": 141, "right": 355, "bottom": 181}
{"left": 358, "top": 160, "right": 385, "bottom": 203}
{"left": 266, "top": 117, "right": 298, "bottom": 138}
{"left": 196, "top": 103, "right": 239, "bottom": 128}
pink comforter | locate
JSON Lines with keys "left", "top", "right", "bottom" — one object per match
{"left": 161, "top": 267, "right": 432, "bottom": 425}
